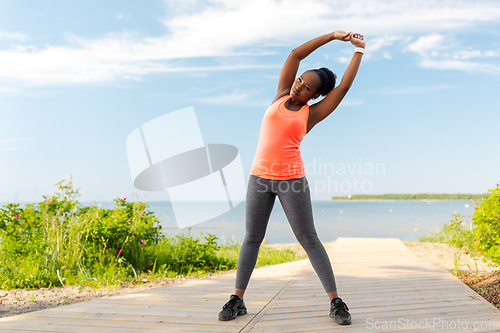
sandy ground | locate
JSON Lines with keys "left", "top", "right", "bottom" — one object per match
{"left": 1, "top": 240, "right": 498, "bottom": 319}
{"left": 403, "top": 241, "right": 499, "bottom": 273}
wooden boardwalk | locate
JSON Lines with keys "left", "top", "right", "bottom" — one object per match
{"left": 2, "top": 237, "right": 500, "bottom": 332}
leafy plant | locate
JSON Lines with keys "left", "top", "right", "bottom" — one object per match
{"left": 444, "top": 212, "right": 477, "bottom": 256}
{"left": 452, "top": 251, "right": 462, "bottom": 276}
{"left": 472, "top": 182, "right": 500, "bottom": 264}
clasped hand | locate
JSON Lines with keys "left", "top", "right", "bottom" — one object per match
{"left": 332, "top": 30, "right": 365, "bottom": 48}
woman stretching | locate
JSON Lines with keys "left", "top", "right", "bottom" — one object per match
{"left": 218, "top": 30, "right": 365, "bottom": 325}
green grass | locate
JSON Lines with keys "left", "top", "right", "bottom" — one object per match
{"left": 217, "top": 239, "right": 307, "bottom": 268}
{"left": 415, "top": 212, "right": 480, "bottom": 258}
{"left": 416, "top": 227, "right": 452, "bottom": 243}
{"left": 0, "top": 227, "right": 306, "bottom": 291}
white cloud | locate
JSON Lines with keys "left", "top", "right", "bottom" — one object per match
{"left": 0, "top": 146, "right": 19, "bottom": 152}
{"left": 371, "top": 85, "right": 454, "bottom": 95}
{"left": 116, "top": 14, "right": 129, "bottom": 20}
{"left": 406, "top": 35, "right": 449, "bottom": 56}
{"left": 162, "top": 0, "right": 500, "bottom": 40}
{"left": 0, "top": 39, "right": 277, "bottom": 86}
{"left": 1, "top": 0, "right": 500, "bottom": 87}
{"left": 369, "top": 35, "right": 409, "bottom": 53}
{"left": 0, "top": 137, "right": 30, "bottom": 143}
{"left": 333, "top": 35, "right": 410, "bottom": 62}
{"left": 453, "top": 50, "right": 500, "bottom": 60}
{"left": 406, "top": 35, "right": 500, "bottom": 74}
{"left": 195, "top": 90, "right": 270, "bottom": 107}
{"left": 338, "top": 98, "right": 364, "bottom": 106}
{"left": 419, "top": 59, "right": 500, "bottom": 74}
{"left": 196, "top": 91, "right": 250, "bottom": 105}
{"left": 0, "top": 31, "right": 27, "bottom": 40}
{"left": 485, "top": 51, "right": 500, "bottom": 57}
{"left": 336, "top": 56, "right": 351, "bottom": 65}
{"left": 0, "top": 137, "right": 29, "bottom": 152}
{"left": 0, "top": 87, "right": 23, "bottom": 94}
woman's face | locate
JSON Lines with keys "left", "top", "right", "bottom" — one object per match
{"left": 290, "top": 70, "right": 321, "bottom": 103}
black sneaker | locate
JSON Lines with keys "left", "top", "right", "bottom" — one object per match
{"left": 330, "top": 297, "right": 351, "bottom": 325}
{"left": 218, "top": 294, "right": 247, "bottom": 321}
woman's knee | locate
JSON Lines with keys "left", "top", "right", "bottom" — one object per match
{"left": 296, "top": 232, "right": 321, "bottom": 248}
{"left": 243, "top": 232, "right": 266, "bottom": 247}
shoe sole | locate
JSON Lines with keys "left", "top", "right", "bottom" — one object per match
{"left": 218, "top": 308, "right": 247, "bottom": 321}
{"left": 330, "top": 312, "right": 351, "bottom": 325}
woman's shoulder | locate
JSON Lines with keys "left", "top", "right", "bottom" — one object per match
{"left": 271, "top": 90, "right": 291, "bottom": 105}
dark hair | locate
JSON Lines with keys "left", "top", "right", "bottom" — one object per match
{"left": 311, "top": 67, "right": 337, "bottom": 96}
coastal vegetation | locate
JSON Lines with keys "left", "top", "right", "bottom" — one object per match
{"left": 416, "top": 182, "right": 500, "bottom": 308}
{"left": 418, "top": 182, "right": 500, "bottom": 265}
{"left": 0, "top": 176, "right": 302, "bottom": 290}
{"left": 332, "top": 193, "right": 489, "bottom": 201}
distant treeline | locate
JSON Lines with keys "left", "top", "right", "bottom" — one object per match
{"left": 331, "top": 194, "right": 490, "bottom": 201}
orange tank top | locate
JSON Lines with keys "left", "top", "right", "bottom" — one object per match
{"left": 250, "top": 94, "right": 309, "bottom": 180}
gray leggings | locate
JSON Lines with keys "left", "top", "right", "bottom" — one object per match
{"left": 235, "top": 174, "right": 337, "bottom": 293}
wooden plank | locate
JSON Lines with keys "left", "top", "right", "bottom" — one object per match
{"left": 20, "top": 311, "right": 245, "bottom": 327}
{"left": 261, "top": 303, "right": 491, "bottom": 321}
{"left": 34, "top": 307, "right": 233, "bottom": 319}
{"left": 0, "top": 316, "right": 240, "bottom": 332}
{"left": 284, "top": 280, "right": 459, "bottom": 291}
{"left": 0, "top": 322, "right": 216, "bottom": 332}
{"left": 265, "top": 299, "right": 486, "bottom": 316}
{"left": 272, "top": 294, "right": 476, "bottom": 308}
{"left": 279, "top": 285, "right": 467, "bottom": 298}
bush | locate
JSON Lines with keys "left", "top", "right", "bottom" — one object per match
{"left": 0, "top": 176, "right": 232, "bottom": 289}
{"left": 472, "top": 182, "right": 500, "bottom": 264}
{"left": 417, "top": 182, "right": 500, "bottom": 264}
{"left": 443, "top": 212, "right": 477, "bottom": 256}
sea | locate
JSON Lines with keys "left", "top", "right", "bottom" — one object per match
{"left": 50, "top": 200, "right": 476, "bottom": 245}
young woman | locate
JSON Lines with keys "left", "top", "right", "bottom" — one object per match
{"left": 218, "top": 30, "right": 365, "bottom": 325}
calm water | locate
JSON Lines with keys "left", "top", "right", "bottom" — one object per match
{"left": 67, "top": 200, "right": 473, "bottom": 245}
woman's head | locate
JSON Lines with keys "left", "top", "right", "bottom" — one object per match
{"left": 290, "top": 67, "right": 337, "bottom": 103}
{"left": 312, "top": 67, "right": 336, "bottom": 96}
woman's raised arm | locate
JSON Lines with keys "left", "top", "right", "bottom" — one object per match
{"left": 307, "top": 33, "right": 365, "bottom": 131}
{"left": 273, "top": 30, "right": 352, "bottom": 104}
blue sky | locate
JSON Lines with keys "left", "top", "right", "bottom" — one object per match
{"left": 1, "top": 0, "right": 499, "bottom": 203}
